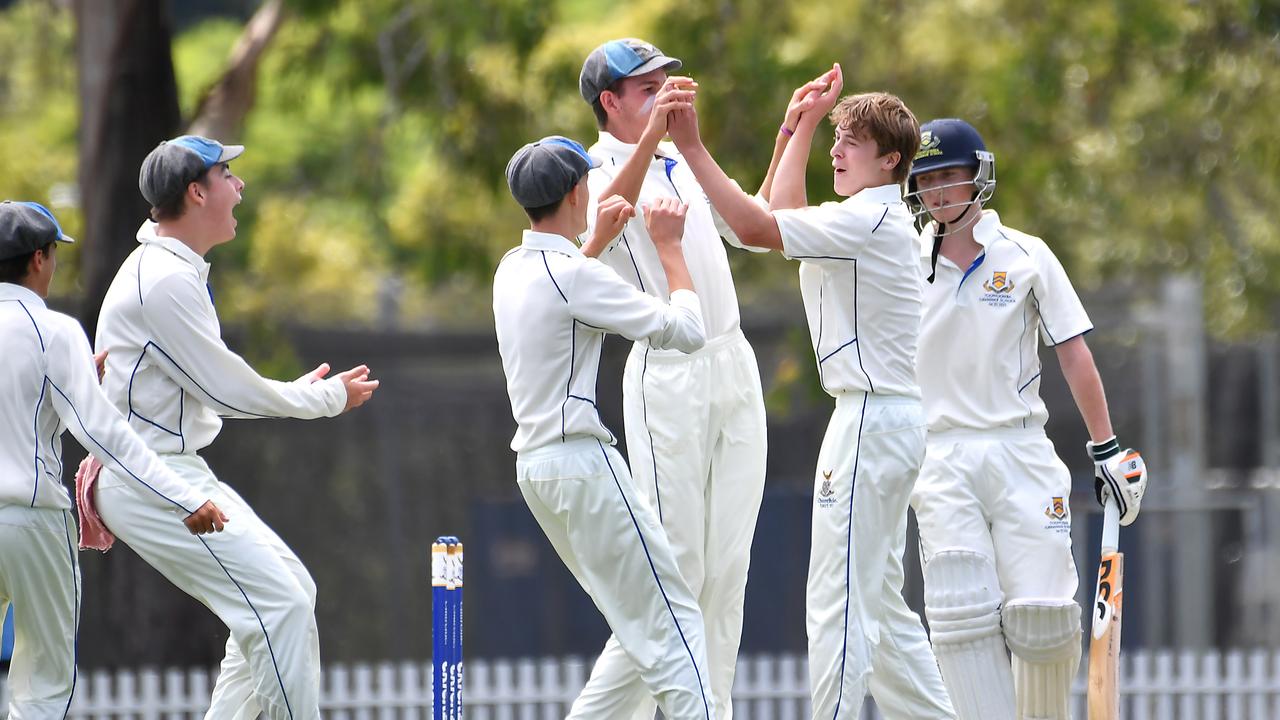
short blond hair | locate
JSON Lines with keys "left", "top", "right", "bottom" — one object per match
{"left": 829, "top": 92, "right": 921, "bottom": 184}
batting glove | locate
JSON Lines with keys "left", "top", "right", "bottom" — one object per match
{"left": 1088, "top": 436, "right": 1148, "bottom": 526}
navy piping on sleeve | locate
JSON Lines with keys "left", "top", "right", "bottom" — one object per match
{"left": 44, "top": 377, "right": 194, "bottom": 513}
{"left": 789, "top": 255, "right": 858, "bottom": 262}
{"left": 597, "top": 440, "right": 711, "bottom": 720}
{"left": 142, "top": 341, "right": 282, "bottom": 419}
{"left": 562, "top": 319, "right": 577, "bottom": 442}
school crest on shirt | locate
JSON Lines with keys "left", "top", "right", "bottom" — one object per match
{"left": 979, "top": 271, "right": 1018, "bottom": 307}
{"left": 818, "top": 470, "right": 837, "bottom": 509}
{"left": 1043, "top": 495, "right": 1071, "bottom": 532}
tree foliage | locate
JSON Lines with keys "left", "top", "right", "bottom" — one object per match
{"left": 1, "top": 0, "right": 1277, "bottom": 334}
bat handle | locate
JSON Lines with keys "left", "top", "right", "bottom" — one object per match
{"left": 1101, "top": 498, "right": 1120, "bottom": 553}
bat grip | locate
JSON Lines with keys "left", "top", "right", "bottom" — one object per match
{"left": 1101, "top": 498, "right": 1120, "bottom": 553}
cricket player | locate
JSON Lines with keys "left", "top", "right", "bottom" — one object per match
{"left": 571, "top": 38, "right": 768, "bottom": 720}
{"left": 905, "top": 118, "right": 1147, "bottom": 719}
{"left": 494, "top": 135, "right": 716, "bottom": 719}
{"left": 0, "top": 200, "right": 226, "bottom": 719}
{"left": 667, "top": 65, "right": 955, "bottom": 718}
{"left": 91, "top": 136, "right": 379, "bottom": 720}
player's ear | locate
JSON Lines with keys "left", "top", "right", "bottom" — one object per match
{"left": 881, "top": 151, "right": 901, "bottom": 174}
{"left": 599, "top": 89, "right": 621, "bottom": 116}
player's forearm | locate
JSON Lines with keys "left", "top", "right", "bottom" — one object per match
{"left": 600, "top": 134, "right": 660, "bottom": 209}
{"left": 654, "top": 239, "right": 694, "bottom": 293}
{"left": 757, "top": 131, "right": 792, "bottom": 204}
{"left": 1057, "top": 336, "right": 1114, "bottom": 442}
{"left": 580, "top": 225, "right": 613, "bottom": 258}
{"left": 681, "top": 144, "right": 783, "bottom": 250}
{"left": 770, "top": 113, "right": 819, "bottom": 210}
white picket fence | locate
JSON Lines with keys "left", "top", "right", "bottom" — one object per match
{"left": 3, "top": 649, "right": 1279, "bottom": 718}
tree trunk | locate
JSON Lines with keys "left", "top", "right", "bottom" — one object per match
{"left": 74, "top": 0, "right": 182, "bottom": 338}
{"left": 71, "top": 0, "right": 226, "bottom": 669}
{"left": 186, "top": 0, "right": 286, "bottom": 141}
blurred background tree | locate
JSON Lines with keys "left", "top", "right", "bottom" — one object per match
{"left": 1, "top": 0, "right": 1275, "bottom": 337}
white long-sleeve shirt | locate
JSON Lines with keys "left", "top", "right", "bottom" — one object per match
{"left": 774, "top": 184, "right": 924, "bottom": 399}
{"left": 585, "top": 132, "right": 760, "bottom": 342}
{"left": 494, "top": 230, "right": 706, "bottom": 453}
{"left": 94, "top": 222, "right": 346, "bottom": 456}
{"left": 0, "top": 283, "right": 206, "bottom": 512}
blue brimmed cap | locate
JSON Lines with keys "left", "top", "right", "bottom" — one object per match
{"left": 580, "top": 38, "right": 681, "bottom": 104}
{"left": 0, "top": 201, "right": 74, "bottom": 262}
{"left": 139, "top": 135, "right": 244, "bottom": 207}
{"left": 506, "top": 136, "right": 601, "bottom": 209}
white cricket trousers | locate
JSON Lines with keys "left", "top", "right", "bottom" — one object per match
{"left": 517, "top": 437, "right": 716, "bottom": 720}
{"left": 571, "top": 329, "right": 766, "bottom": 720}
{"left": 0, "top": 504, "right": 79, "bottom": 720}
{"left": 807, "top": 393, "right": 954, "bottom": 720}
{"left": 912, "top": 428, "right": 1079, "bottom": 601}
{"left": 95, "top": 454, "right": 321, "bottom": 720}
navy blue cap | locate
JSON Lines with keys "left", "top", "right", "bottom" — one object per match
{"left": 0, "top": 201, "right": 74, "bottom": 262}
{"left": 506, "top": 136, "right": 601, "bottom": 209}
{"left": 911, "top": 119, "right": 988, "bottom": 177}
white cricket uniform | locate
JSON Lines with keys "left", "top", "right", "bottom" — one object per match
{"left": 773, "top": 185, "right": 954, "bottom": 719}
{"left": 572, "top": 132, "right": 768, "bottom": 720}
{"left": 911, "top": 211, "right": 1092, "bottom": 718}
{"left": 92, "top": 222, "right": 348, "bottom": 720}
{"left": 0, "top": 282, "right": 206, "bottom": 719}
{"left": 494, "top": 230, "right": 716, "bottom": 720}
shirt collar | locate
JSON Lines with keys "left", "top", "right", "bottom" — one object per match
{"left": 594, "top": 131, "right": 680, "bottom": 161}
{"left": 136, "top": 221, "right": 211, "bottom": 279}
{"left": 521, "top": 230, "right": 583, "bottom": 256}
{"left": 0, "top": 282, "right": 46, "bottom": 308}
{"left": 849, "top": 183, "right": 904, "bottom": 205}
{"left": 919, "top": 209, "right": 1003, "bottom": 258}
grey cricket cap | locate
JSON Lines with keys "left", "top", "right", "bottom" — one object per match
{"left": 139, "top": 135, "right": 244, "bottom": 208}
{"left": 506, "top": 136, "right": 601, "bottom": 209}
{"left": 580, "top": 38, "right": 682, "bottom": 104}
{"left": 0, "top": 201, "right": 74, "bottom": 262}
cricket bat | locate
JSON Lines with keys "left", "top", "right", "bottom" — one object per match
{"left": 1088, "top": 498, "right": 1123, "bottom": 719}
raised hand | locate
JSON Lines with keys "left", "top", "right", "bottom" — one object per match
{"left": 641, "top": 76, "right": 699, "bottom": 146}
{"left": 666, "top": 96, "right": 702, "bottom": 151}
{"left": 337, "top": 364, "right": 379, "bottom": 412}
{"left": 783, "top": 67, "right": 839, "bottom": 133}
{"left": 643, "top": 197, "right": 689, "bottom": 247}
{"left": 184, "top": 499, "right": 229, "bottom": 535}
{"left": 594, "top": 194, "right": 636, "bottom": 243}
{"left": 806, "top": 63, "right": 845, "bottom": 118}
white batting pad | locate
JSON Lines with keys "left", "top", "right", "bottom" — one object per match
{"left": 923, "top": 549, "right": 1016, "bottom": 720}
{"left": 1002, "top": 599, "right": 1082, "bottom": 719}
